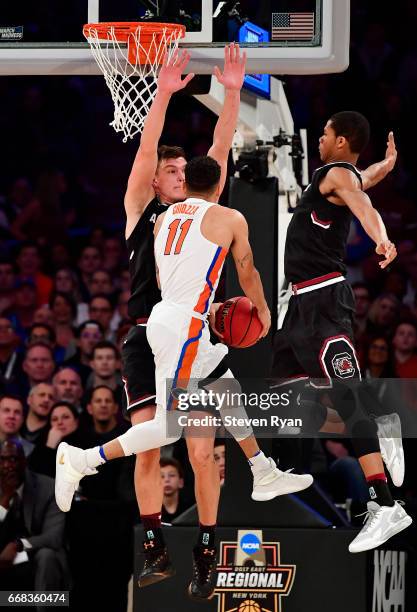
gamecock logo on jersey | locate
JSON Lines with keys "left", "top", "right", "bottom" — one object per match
{"left": 332, "top": 352, "right": 355, "bottom": 378}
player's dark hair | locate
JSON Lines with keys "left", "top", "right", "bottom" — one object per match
{"left": 185, "top": 156, "right": 221, "bottom": 193}
{"left": 329, "top": 111, "right": 370, "bottom": 154}
{"left": 157, "top": 145, "right": 186, "bottom": 163}
{"left": 160, "top": 456, "right": 184, "bottom": 479}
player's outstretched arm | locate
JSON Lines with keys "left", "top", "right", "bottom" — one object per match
{"left": 230, "top": 211, "right": 271, "bottom": 337}
{"left": 361, "top": 131, "right": 397, "bottom": 190}
{"left": 329, "top": 167, "right": 397, "bottom": 270}
{"left": 124, "top": 50, "right": 194, "bottom": 235}
{"left": 207, "top": 43, "right": 246, "bottom": 197}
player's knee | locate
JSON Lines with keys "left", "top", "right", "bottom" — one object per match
{"left": 136, "top": 448, "right": 160, "bottom": 472}
{"left": 188, "top": 444, "right": 213, "bottom": 470}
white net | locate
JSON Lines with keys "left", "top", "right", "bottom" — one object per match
{"left": 84, "top": 24, "right": 184, "bottom": 142}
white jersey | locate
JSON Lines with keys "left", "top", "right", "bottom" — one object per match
{"left": 154, "top": 197, "right": 228, "bottom": 317}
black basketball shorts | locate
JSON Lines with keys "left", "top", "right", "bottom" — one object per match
{"left": 121, "top": 323, "right": 156, "bottom": 415}
{"left": 271, "top": 281, "right": 361, "bottom": 388}
{"left": 121, "top": 322, "right": 230, "bottom": 416}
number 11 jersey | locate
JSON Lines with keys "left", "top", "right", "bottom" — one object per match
{"left": 154, "top": 197, "right": 228, "bottom": 316}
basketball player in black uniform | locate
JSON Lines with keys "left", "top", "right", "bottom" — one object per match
{"left": 272, "top": 112, "right": 412, "bottom": 553}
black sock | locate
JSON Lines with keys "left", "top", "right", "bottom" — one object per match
{"left": 367, "top": 476, "right": 394, "bottom": 507}
{"left": 141, "top": 513, "right": 165, "bottom": 550}
{"left": 197, "top": 524, "right": 216, "bottom": 549}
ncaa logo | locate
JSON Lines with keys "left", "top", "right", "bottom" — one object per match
{"left": 240, "top": 533, "right": 261, "bottom": 555}
{"left": 332, "top": 352, "right": 355, "bottom": 378}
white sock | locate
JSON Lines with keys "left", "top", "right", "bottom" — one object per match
{"left": 85, "top": 446, "right": 106, "bottom": 469}
{"left": 248, "top": 451, "right": 271, "bottom": 473}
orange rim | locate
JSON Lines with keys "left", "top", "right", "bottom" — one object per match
{"left": 83, "top": 21, "right": 186, "bottom": 43}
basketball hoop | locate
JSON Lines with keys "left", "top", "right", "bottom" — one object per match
{"left": 83, "top": 22, "right": 186, "bottom": 142}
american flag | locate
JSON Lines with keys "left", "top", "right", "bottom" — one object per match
{"left": 271, "top": 13, "right": 315, "bottom": 40}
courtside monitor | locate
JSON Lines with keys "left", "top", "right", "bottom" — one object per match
{"left": 239, "top": 22, "right": 271, "bottom": 99}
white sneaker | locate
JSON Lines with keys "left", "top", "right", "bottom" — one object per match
{"left": 376, "top": 413, "right": 405, "bottom": 486}
{"left": 348, "top": 501, "right": 412, "bottom": 553}
{"left": 55, "top": 442, "right": 97, "bottom": 512}
{"left": 251, "top": 457, "right": 314, "bottom": 501}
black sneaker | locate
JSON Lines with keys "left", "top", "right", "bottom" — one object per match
{"left": 138, "top": 542, "right": 175, "bottom": 588}
{"left": 188, "top": 546, "right": 217, "bottom": 601}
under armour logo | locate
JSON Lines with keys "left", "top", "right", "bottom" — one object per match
{"left": 144, "top": 541, "right": 155, "bottom": 550}
{"left": 203, "top": 548, "right": 215, "bottom": 556}
{"left": 369, "top": 486, "right": 377, "bottom": 500}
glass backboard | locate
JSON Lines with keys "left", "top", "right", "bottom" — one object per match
{"left": 0, "top": 0, "right": 349, "bottom": 75}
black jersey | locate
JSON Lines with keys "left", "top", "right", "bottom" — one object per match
{"left": 284, "top": 162, "right": 362, "bottom": 284}
{"left": 126, "top": 197, "right": 169, "bottom": 319}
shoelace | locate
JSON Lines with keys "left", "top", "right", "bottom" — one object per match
{"left": 194, "top": 552, "right": 216, "bottom": 583}
{"left": 355, "top": 501, "right": 405, "bottom": 533}
{"left": 355, "top": 507, "right": 382, "bottom": 532}
{"left": 143, "top": 547, "right": 166, "bottom": 568}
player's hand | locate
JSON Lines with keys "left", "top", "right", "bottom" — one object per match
{"left": 157, "top": 50, "right": 195, "bottom": 94}
{"left": 257, "top": 307, "right": 271, "bottom": 338}
{"left": 376, "top": 240, "right": 397, "bottom": 269}
{"left": 209, "top": 302, "right": 224, "bottom": 339}
{"left": 384, "top": 131, "right": 397, "bottom": 172}
{"left": 214, "top": 43, "right": 246, "bottom": 91}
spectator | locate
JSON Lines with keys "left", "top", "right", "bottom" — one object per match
{"left": 49, "top": 292, "right": 76, "bottom": 349}
{"left": 20, "top": 383, "right": 55, "bottom": 447}
{"left": 6, "top": 280, "right": 37, "bottom": 337}
{"left": 86, "top": 386, "right": 123, "bottom": 436}
{"left": 15, "top": 242, "right": 53, "bottom": 306}
{"left": 89, "top": 270, "right": 113, "bottom": 297}
{"left": 0, "top": 318, "right": 23, "bottom": 395}
{"left": 110, "top": 290, "right": 131, "bottom": 332}
{"left": 64, "top": 320, "right": 103, "bottom": 385}
{"left": 86, "top": 342, "right": 122, "bottom": 404}
{"left": 22, "top": 343, "right": 55, "bottom": 393}
{"left": 392, "top": 321, "right": 417, "bottom": 378}
{"left": 53, "top": 267, "right": 81, "bottom": 302}
{"left": 119, "top": 268, "right": 131, "bottom": 293}
{"left": 30, "top": 402, "right": 81, "bottom": 479}
{"left": 352, "top": 283, "right": 371, "bottom": 335}
{"left": 10, "top": 169, "right": 71, "bottom": 246}
{"left": 367, "top": 293, "right": 400, "bottom": 337}
{"left": 0, "top": 177, "right": 33, "bottom": 231}
{"left": 103, "top": 236, "right": 124, "bottom": 275}
{"left": 53, "top": 368, "right": 84, "bottom": 413}
{"left": 32, "top": 307, "right": 56, "bottom": 329}
{"left": 0, "top": 396, "right": 33, "bottom": 457}
{"left": 363, "top": 336, "right": 395, "bottom": 378}
{"left": 0, "top": 259, "right": 16, "bottom": 315}
{"left": 89, "top": 295, "right": 116, "bottom": 342}
{"left": 214, "top": 442, "right": 226, "bottom": 486}
{"left": 160, "top": 457, "right": 189, "bottom": 522}
{"left": 27, "top": 322, "right": 65, "bottom": 365}
{"left": 0, "top": 438, "right": 68, "bottom": 590}
{"left": 50, "top": 244, "right": 72, "bottom": 273}
{"left": 77, "top": 246, "right": 102, "bottom": 301}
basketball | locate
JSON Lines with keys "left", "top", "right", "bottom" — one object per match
{"left": 215, "top": 296, "right": 263, "bottom": 348}
{"left": 238, "top": 600, "right": 262, "bottom": 612}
